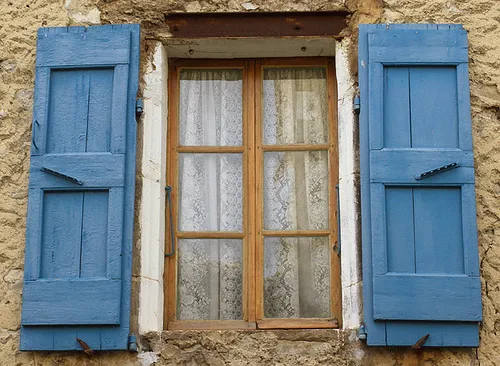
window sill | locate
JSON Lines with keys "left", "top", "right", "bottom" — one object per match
{"left": 166, "top": 319, "right": 339, "bottom": 330}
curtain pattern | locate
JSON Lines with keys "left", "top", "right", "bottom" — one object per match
{"left": 177, "top": 70, "right": 244, "bottom": 320}
{"left": 176, "top": 68, "right": 330, "bottom": 320}
{"left": 262, "top": 68, "right": 330, "bottom": 318}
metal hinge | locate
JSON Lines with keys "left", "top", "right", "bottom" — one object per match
{"left": 128, "top": 334, "right": 138, "bottom": 352}
{"left": 353, "top": 95, "right": 360, "bottom": 114}
{"left": 136, "top": 98, "right": 144, "bottom": 117}
{"left": 358, "top": 324, "right": 367, "bottom": 341}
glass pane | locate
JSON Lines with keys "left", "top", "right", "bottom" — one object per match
{"left": 264, "top": 237, "right": 330, "bottom": 318}
{"left": 179, "top": 69, "right": 243, "bottom": 146}
{"left": 263, "top": 67, "right": 328, "bottom": 145}
{"left": 177, "top": 239, "right": 243, "bottom": 320}
{"left": 264, "top": 151, "right": 329, "bottom": 230}
{"left": 179, "top": 153, "right": 243, "bottom": 231}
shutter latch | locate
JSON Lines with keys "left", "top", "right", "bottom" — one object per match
{"left": 358, "top": 324, "right": 367, "bottom": 341}
{"left": 353, "top": 95, "right": 360, "bottom": 114}
{"left": 128, "top": 334, "right": 138, "bottom": 352}
{"left": 136, "top": 98, "right": 144, "bottom": 117}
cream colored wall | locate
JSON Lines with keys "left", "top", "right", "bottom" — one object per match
{"left": 0, "top": 0, "right": 498, "bottom": 365}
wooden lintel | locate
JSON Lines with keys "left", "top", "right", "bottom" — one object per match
{"left": 165, "top": 11, "right": 349, "bottom": 39}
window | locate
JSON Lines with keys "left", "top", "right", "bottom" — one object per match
{"left": 165, "top": 58, "right": 340, "bottom": 329}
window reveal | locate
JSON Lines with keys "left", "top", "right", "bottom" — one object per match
{"left": 166, "top": 58, "right": 340, "bottom": 330}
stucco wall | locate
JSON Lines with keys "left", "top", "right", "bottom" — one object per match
{"left": 0, "top": 0, "right": 498, "bottom": 365}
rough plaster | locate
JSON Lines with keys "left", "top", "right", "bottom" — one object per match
{"left": 0, "top": 0, "right": 498, "bottom": 364}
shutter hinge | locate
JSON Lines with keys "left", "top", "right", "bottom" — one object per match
{"left": 128, "top": 334, "right": 138, "bottom": 352}
{"left": 358, "top": 324, "right": 367, "bottom": 341}
{"left": 353, "top": 95, "right": 360, "bottom": 114}
{"left": 136, "top": 98, "right": 144, "bottom": 117}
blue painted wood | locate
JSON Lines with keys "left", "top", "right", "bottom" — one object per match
{"left": 359, "top": 24, "right": 387, "bottom": 346}
{"left": 359, "top": 24, "right": 481, "bottom": 347}
{"left": 81, "top": 191, "right": 109, "bottom": 277}
{"left": 21, "top": 24, "right": 140, "bottom": 351}
{"left": 410, "top": 67, "right": 459, "bottom": 148}
{"left": 385, "top": 187, "right": 415, "bottom": 273}
{"left": 383, "top": 67, "right": 410, "bottom": 148}
{"left": 386, "top": 322, "right": 479, "bottom": 347}
{"left": 374, "top": 275, "right": 481, "bottom": 320}
{"left": 414, "top": 187, "right": 464, "bottom": 273}
{"left": 36, "top": 29, "right": 131, "bottom": 67}
{"left": 22, "top": 280, "right": 121, "bottom": 325}
{"left": 86, "top": 69, "right": 114, "bottom": 152}
{"left": 368, "top": 29, "right": 468, "bottom": 63}
{"left": 40, "top": 191, "right": 83, "bottom": 278}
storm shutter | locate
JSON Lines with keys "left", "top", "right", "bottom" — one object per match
{"left": 359, "top": 24, "right": 482, "bottom": 347}
{"left": 20, "top": 25, "right": 140, "bottom": 351}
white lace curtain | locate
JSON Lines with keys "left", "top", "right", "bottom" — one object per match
{"left": 177, "top": 70, "right": 244, "bottom": 320}
{"left": 262, "top": 68, "right": 330, "bottom": 318}
{"left": 177, "top": 68, "right": 330, "bottom": 320}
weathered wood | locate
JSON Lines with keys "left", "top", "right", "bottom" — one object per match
{"left": 21, "top": 24, "right": 140, "bottom": 351}
{"left": 359, "top": 24, "right": 481, "bottom": 347}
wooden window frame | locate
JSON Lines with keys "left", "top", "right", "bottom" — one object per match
{"left": 165, "top": 57, "right": 340, "bottom": 330}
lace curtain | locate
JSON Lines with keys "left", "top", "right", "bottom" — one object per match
{"left": 177, "top": 68, "right": 330, "bottom": 320}
{"left": 177, "top": 70, "right": 244, "bottom": 320}
{"left": 263, "top": 68, "right": 330, "bottom": 318}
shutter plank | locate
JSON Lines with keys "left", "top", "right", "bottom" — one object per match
{"left": 46, "top": 70, "right": 90, "bottom": 154}
{"left": 374, "top": 275, "right": 481, "bottom": 321}
{"left": 385, "top": 187, "right": 415, "bottom": 273}
{"left": 414, "top": 187, "right": 464, "bottom": 273}
{"left": 87, "top": 68, "right": 114, "bottom": 152}
{"left": 37, "top": 31, "right": 131, "bottom": 67}
{"left": 410, "top": 67, "right": 459, "bottom": 148}
{"left": 22, "top": 279, "right": 121, "bottom": 325}
{"left": 40, "top": 191, "right": 83, "bottom": 278}
{"left": 81, "top": 191, "right": 109, "bottom": 277}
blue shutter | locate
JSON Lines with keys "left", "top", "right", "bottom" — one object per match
{"left": 359, "top": 24, "right": 482, "bottom": 347}
{"left": 21, "top": 24, "right": 140, "bottom": 351}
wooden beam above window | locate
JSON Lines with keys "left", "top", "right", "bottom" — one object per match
{"left": 164, "top": 11, "right": 349, "bottom": 38}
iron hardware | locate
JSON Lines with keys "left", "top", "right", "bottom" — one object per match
{"left": 136, "top": 97, "right": 144, "bottom": 116}
{"left": 41, "top": 167, "right": 83, "bottom": 185}
{"left": 76, "top": 337, "right": 93, "bottom": 355}
{"left": 415, "top": 162, "right": 459, "bottom": 180}
{"left": 411, "top": 334, "right": 430, "bottom": 350}
{"left": 353, "top": 95, "right": 360, "bottom": 114}
{"left": 32, "top": 119, "right": 40, "bottom": 150}
{"left": 127, "top": 334, "right": 138, "bottom": 352}
{"left": 165, "top": 186, "right": 176, "bottom": 257}
{"left": 358, "top": 324, "right": 367, "bottom": 341}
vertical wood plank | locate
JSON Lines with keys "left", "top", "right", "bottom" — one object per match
{"left": 46, "top": 69, "right": 90, "bottom": 153}
{"left": 86, "top": 69, "right": 113, "bottom": 152}
{"left": 383, "top": 67, "right": 411, "bottom": 148}
{"left": 245, "top": 59, "right": 256, "bottom": 322}
{"left": 41, "top": 191, "right": 83, "bottom": 278}
{"left": 107, "top": 187, "right": 124, "bottom": 279}
{"left": 414, "top": 187, "right": 464, "bottom": 274}
{"left": 385, "top": 187, "right": 415, "bottom": 273}
{"left": 165, "top": 61, "right": 179, "bottom": 326}
{"left": 410, "top": 66, "right": 459, "bottom": 148}
{"left": 81, "top": 191, "right": 108, "bottom": 278}
{"left": 254, "top": 59, "right": 264, "bottom": 321}
{"left": 111, "top": 64, "right": 130, "bottom": 154}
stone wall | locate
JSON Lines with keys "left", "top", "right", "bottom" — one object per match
{"left": 0, "top": 0, "right": 498, "bottom": 365}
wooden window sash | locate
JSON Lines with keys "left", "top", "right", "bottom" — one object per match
{"left": 165, "top": 58, "right": 340, "bottom": 329}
